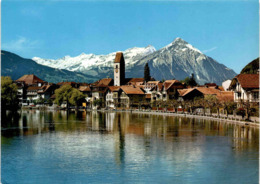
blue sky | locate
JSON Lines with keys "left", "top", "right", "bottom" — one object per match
{"left": 2, "top": 0, "right": 259, "bottom": 73}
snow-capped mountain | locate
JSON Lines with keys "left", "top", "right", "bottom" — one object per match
{"left": 129, "top": 37, "right": 237, "bottom": 84}
{"left": 33, "top": 38, "right": 236, "bottom": 84}
{"left": 33, "top": 45, "right": 156, "bottom": 77}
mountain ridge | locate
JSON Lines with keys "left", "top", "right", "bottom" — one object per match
{"left": 128, "top": 38, "right": 236, "bottom": 85}
{"left": 1, "top": 50, "right": 98, "bottom": 83}
{"left": 4, "top": 37, "right": 237, "bottom": 85}
{"left": 32, "top": 38, "right": 236, "bottom": 85}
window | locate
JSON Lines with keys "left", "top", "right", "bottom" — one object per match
{"left": 237, "top": 92, "right": 241, "bottom": 98}
{"left": 253, "top": 92, "right": 259, "bottom": 100}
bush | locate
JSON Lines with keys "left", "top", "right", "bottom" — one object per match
{"left": 93, "top": 99, "right": 102, "bottom": 107}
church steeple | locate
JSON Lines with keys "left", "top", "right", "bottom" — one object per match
{"left": 114, "top": 52, "right": 125, "bottom": 86}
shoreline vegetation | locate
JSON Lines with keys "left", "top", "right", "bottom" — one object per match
{"left": 19, "top": 106, "right": 259, "bottom": 127}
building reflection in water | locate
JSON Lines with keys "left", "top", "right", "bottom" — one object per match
{"left": 114, "top": 113, "right": 125, "bottom": 166}
{"left": 1, "top": 110, "right": 259, "bottom": 153}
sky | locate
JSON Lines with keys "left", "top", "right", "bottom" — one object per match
{"left": 1, "top": 0, "right": 259, "bottom": 73}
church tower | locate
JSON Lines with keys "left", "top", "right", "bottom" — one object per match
{"left": 114, "top": 52, "right": 125, "bottom": 86}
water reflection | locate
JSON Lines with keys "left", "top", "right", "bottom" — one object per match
{"left": 2, "top": 110, "right": 259, "bottom": 152}
{"left": 1, "top": 110, "right": 259, "bottom": 184}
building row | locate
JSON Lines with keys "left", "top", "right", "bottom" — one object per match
{"left": 14, "top": 52, "right": 259, "bottom": 108}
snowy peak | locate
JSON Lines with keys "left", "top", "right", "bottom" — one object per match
{"left": 33, "top": 45, "right": 156, "bottom": 75}
{"left": 129, "top": 37, "right": 236, "bottom": 85}
{"left": 164, "top": 37, "right": 202, "bottom": 54}
{"left": 173, "top": 37, "right": 188, "bottom": 44}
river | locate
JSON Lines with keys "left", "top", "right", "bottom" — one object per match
{"left": 1, "top": 110, "right": 259, "bottom": 184}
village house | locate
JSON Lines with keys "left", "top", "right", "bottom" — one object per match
{"left": 15, "top": 74, "right": 47, "bottom": 105}
{"left": 37, "top": 84, "right": 58, "bottom": 101}
{"left": 106, "top": 86, "right": 121, "bottom": 109}
{"left": 24, "top": 84, "right": 57, "bottom": 104}
{"left": 91, "top": 84, "right": 108, "bottom": 107}
{"left": 26, "top": 86, "right": 41, "bottom": 103}
{"left": 119, "top": 86, "right": 146, "bottom": 109}
{"left": 151, "top": 80, "right": 184, "bottom": 102}
{"left": 15, "top": 74, "right": 46, "bottom": 87}
{"left": 178, "top": 87, "right": 234, "bottom": 102}
{"left": 89, "top": 78, "right": 113, "bottom": 108}
{"left": 78, "top": 85, "right": 92, "bottom": 100}
{"left": 229, "top": 74, "right": 259, "bottom": 103}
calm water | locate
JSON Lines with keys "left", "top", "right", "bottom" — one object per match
{"left": 1, "top": 110, "right": 259, "bottom": 184}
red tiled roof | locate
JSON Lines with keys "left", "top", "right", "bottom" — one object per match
{"left": 217, "top": 91, "right": 234, "bottom": 102}
{"left": 97, "top": 78, "right": 113, "bottom": 86}
{"left": 235, "top": 74, "right": 259, "bottom": 89}
{"left": 178, "top": 88, "right": 195, "bottom": 96}
{"left": 79, "top": 86, "right": 91, "bottom": 92}
{"left": 114, "top": 52, "right": 124, "bottom": 63}
{"left": 121, "top": 86, "right": 145, "bottom": 95}
{"left": 16, "top": 74, "right": 44, "bottom": 85}
{"left": 179, "top": 87, "right": 234, "bottom": 102}
{"left": 163, "top": 80, "right": 183, "bottom": 90}
{"left": 196, "top": 87, "right": 220, "bottom": 95}
{"left": 218, "top": 86, "right": 225, "bottom": 91}
{"left": 108, "top": 86, "right": 121, "bottom": 92}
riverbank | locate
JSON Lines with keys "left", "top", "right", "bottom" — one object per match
{"left": 89, "top": 109, "right": 259, "bottom": 128}
{"left": 20, "top": 106, "right": 259, "bottom": 127}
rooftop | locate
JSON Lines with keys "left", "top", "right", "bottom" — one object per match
{"left": 232, "top": 74, "right": 259, "bottom": 89}
{"left": 16, "top": 74, "right": 45, "bottom": 85}
{"left": 114, "top": 52, "right": 125, "bottom": 63}
{"left": 121, "top": 86, "right": 145, "bottom": 95}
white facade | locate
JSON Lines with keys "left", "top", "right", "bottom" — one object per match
{"left": 106, "top": 91, "right": 116, "bottom": 109}
{"left": 222, "top": 79, "right": 232, "bottom": 91}
{"left": 233, "top": 82, "right": 259, "bottom": 103}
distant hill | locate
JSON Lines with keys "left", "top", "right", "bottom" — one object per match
{"left": 1, "top": 50, "right": 98, "bottom": 83}
{"left": 240, "top": 58, "right": 259, "bottom": 74}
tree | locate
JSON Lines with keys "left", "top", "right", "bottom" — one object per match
{"left": 69, "top": 88, "right": 86, "bottom": 107}
{"left": 171, "top": 99, "right": 179, "bottom": 113}
{"left": 181, "top": 73, "right": 198, "bottom": 87}
{"left": 186, "top": 99, "right": 196, "bottom": 114}
{"left": 1, "top": 76, "right": 18, "bottom": 110}
{"left": 36, "top": 96, "right": 45, "bottom": 104}
{"left": 241, "top": 100, "right": 254, "bottom": 120}
{"left": 204, "top": 95, "right": 219, "bottom": 116}
{"left": 221, "top": 98, "right": 236, "bottom": 118}
{"left": 54, "top": 85, "right": 85, "bottom": 109}
{"left": 194, "top": 97, "right": 206, "bottom": 115}
{"left": 93, "top": 99, "right": 102, "bottom": 108}
{"left": 240, "top": 57, "right": 259, "bottom": 74}
{"left": 144, "top": 63, "right": 151, "bottom": 82}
